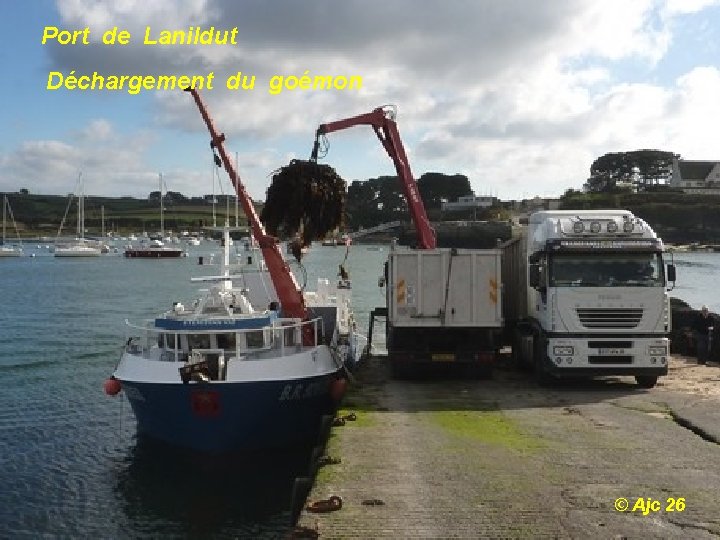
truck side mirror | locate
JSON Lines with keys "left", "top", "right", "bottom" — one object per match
{"left": 667, "top": 264, "right": 676, "bottom": 283}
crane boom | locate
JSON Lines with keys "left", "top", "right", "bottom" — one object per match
{"left": 184, "top": 88, "right": 308, "bottom": 320}
{"left": 311, "top": 106, "right": 436, "bottom": 250}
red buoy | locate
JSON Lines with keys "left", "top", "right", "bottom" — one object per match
{"left": 330, "top": 378, "right": 348, "bottom": 402}
{"left": 104, "top": 377, "right": 122, "bottom": 396}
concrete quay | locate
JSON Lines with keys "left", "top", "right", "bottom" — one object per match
{"left": 295, "top": 355, "right": 720, "bottom": 539}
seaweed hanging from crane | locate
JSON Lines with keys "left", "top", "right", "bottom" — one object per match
{"left": 261, "top": 159, "right": 346, "bottom": 248}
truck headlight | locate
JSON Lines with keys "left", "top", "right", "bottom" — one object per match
{"left": 553, "top": 346, "right": 574, "bottom": 356}
{"left": 648, "top": 346, "right": 667, "bottom": 356}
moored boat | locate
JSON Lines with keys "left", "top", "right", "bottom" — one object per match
{"left": 54, "top": 241, "right": 103, "bottom": 257}
{"left": 124, "top": 239, "right": 185, "bottom": 258}
{"left": 0, "top": 195, "right": 23, "bottom": 257}
{"left": 106, "top": 90, "right": 361, "bottom": 452}
{"left": 54, "top": 174, "right": 102, "bottom": 257}
{"left": 124, "top": 174, "right": 185, "bottom": 259}
{"left": 108, "top": 225, "right": 359, "bottom": 452}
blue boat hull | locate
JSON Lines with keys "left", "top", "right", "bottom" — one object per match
{"left": 121, "top": 372, "right": 340, "bottom": 452}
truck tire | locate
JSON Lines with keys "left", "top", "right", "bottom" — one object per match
{"left": 391, "top": 362, "right": 411, "bottom": 380}
{"left": 533, "top": 331, "right": 554, "bottom": 387}
{"left": 635, "top": 375, "right": 658, "bottom": 389}
{"left": 512, "top": 329, "right": 532, "bottom": 372}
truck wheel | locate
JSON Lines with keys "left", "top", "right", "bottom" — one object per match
{"left": 533, "top": 332, "right": 554, "bottom": 387}
{"left": 391, "top": 362, "right": 409, "bottom": 380}
{"left": 511, "top": 331, "right": 529, "bottom": 371}
{"left": 534, "top": 359, "right": 554, "bottom": 387}
{"left": 635, "top": 375, "right": 658, "bottom": 389}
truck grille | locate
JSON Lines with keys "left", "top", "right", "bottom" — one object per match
{"left": 576, "top": 308, "right": 643, "bottom": 329}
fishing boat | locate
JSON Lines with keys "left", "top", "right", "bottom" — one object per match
{"left": 55, "top": 174, "right": 102, "bottom": 257}
{"left": 124, "top": 174, "right": 184, "bottom": 258}
{"left": 0, "top": 195, "right": 23, "bottom": 257}
{"left": 107, "top": 224, "right": 360, "bottom": 452}
{"left": 105, "top": 90, "right": 362, "bottom": 452}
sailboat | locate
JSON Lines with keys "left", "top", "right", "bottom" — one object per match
{"left": 55, "top": 174, "right": 102, "bottom": 257}
{"left": 124, "top": 173, "right": 184, "bottom": 258}
{"left": 0, "top": 195, "right": 23, "bottom": 257}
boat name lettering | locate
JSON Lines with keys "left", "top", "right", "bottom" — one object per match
{"left": 278, "top": 380, "right": 327, "bottom": 401}
{"left": 181, "top": 320, "right": 232, "bottom": 327}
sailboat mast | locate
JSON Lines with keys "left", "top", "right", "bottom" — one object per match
{"left": 77, "top": 172, "right": 83, "bottom": 239}
{"left": 2, "top": 195, "right": 6, "bottom": 244}
{"left": 159, "top": 173, "right": 164, "bottom": 237}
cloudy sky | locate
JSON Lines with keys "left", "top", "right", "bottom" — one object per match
{"left": 2, "top": 0, "right": 720, "bottom": 201}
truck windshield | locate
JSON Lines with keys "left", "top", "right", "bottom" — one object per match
{"left": 549, "top": 252, "right": 664, "bottom": 287}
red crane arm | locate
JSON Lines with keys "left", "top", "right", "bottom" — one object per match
{"left": 185, "top": 88, "right": 308, "bottom": 320}
{"left": 312, "top": 106, "right": 436, "bottom": 250}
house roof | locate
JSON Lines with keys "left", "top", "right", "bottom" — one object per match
{"left": 678, "top": 160, "right": 717, "bottom": 180}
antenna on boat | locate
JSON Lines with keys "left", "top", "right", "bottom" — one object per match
{"left": 235, "top": 151, "right": 239, "bottom": 228}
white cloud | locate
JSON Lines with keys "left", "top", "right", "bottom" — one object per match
{"left": 664, "top": 0, "right": 720, "bottom": 15}
{"left": 10, "top": 0, "right": 720, "bottom": 199}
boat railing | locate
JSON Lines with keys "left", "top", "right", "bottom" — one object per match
{"left": 123, "top": 316, "right": 325, "bottom": 362}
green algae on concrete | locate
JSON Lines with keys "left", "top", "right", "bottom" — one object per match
{"left": 429, "top": 409, "right": 546, "bottom": 452}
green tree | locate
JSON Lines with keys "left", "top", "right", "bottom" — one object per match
{"left": 346, "top": 176, "right": 407, "bottom": 229}
{"left": 585, "top": 150, "right": 677, "bottom": 192}
{"left": 417, "top": 172, "right": 472, "bottom": 209}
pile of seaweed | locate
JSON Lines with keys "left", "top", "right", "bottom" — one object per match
{"left": 261, "top": 160, "right": 346, "bottom": 247}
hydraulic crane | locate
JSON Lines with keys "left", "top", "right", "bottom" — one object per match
{"left": 310, "top": 105, "right": 436, "bottom": 250}
{"left": 311, "top": 106, "right": 502, "bottom": 378}
{"left": 184, "top": 88, "right": 309, "bottom": 321}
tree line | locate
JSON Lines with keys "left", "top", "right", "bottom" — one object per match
{"left": 583, "top": 149, "right": 678, "bottom": 193}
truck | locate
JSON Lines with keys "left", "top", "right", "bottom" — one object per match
{"left": 503, "top": 210, "right": 676, "bottom": 388}
{"left": 381, "top": 245, "right": 503, "bottom": 377}
{"left": 311, "top": 106, "right": 503, "bottom": 377}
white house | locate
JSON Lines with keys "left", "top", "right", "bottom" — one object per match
{"left": 441, "top": 195, "right": 496, "bottom": 212}
{"left": 670, "top": 158, "right": 720, "bottom": 195}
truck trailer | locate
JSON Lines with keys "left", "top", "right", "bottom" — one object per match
{"left": 503, "top": 210, "right": 676, "bottom": 388}
{"left": 383, "top": 245, "right": 503, "bottom": 378}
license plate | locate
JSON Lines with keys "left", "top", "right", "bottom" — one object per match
{"left": 597, "top": 348, "right": 626, "bottom": 355}
{"left": 431, "top": 353, "right": 455, "bottom": 362}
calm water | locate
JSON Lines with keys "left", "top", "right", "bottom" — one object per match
{"left": 0, "top": 241, "right": 388, "bottom": 539}
{"left": 0, "top": 243, "right": 712, "bottom": 538}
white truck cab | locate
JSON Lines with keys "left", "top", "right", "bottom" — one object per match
{"left": 507, "top": 210, "right": 676, "bottom": 388}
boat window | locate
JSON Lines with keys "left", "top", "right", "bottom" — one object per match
{"left": 246, "top": 330, "right": 264, "bottom": 349}
{"left": 284, "top": 327, "right": 296, "bottom": 346}
{"left": 158, "top": 333, "right": 177, "bottom": 350}
{"left": 188, "top": 333, "right": 211, "bottom": 350}
{"left": 216, "top": 333, "right": 236, "bottom": 350}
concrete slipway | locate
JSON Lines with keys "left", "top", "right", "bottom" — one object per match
{"left": 295, "top": 355, "right": 720, "bottom": 539}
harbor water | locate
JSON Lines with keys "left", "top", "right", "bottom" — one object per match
{"left": 0, "top": 243, "right": 713, "bottom": 537}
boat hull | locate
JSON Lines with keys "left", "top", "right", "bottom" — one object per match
{"left": 124, "top": 248, "right": 184, "bottom": 258}
{"left": 54, "top": 247, "right": 102, "bottom": 257}
{"left": 0, "top": 249, "right": 22, "bottom": 257}
{"left": 120, "top": 372, "right": 339, "bottom": 452}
